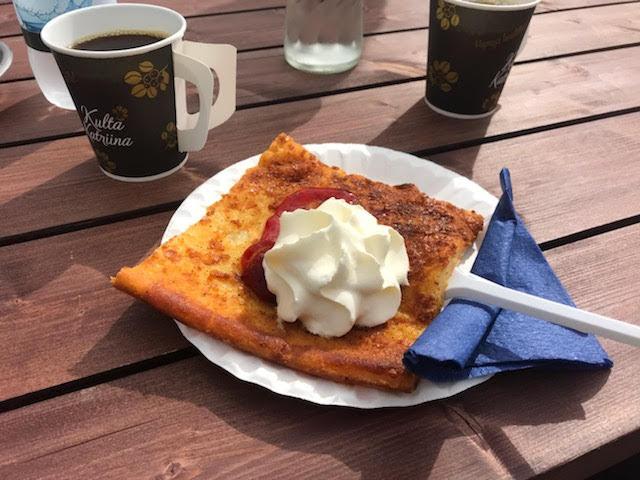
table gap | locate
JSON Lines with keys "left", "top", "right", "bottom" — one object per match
{"left": 2, "top": 0, "right": 638, "bottom": 84}
{"left": 535, "top": 0, "right": 640, "bottom": 14}
{"left": 1, "top": 103, "right": 639, "bottom": 249}
{"left": 0, "top": 3, "right": 288, "bottom": 40}
{"left": 2, "top": 39, "right": 639, "bottom": 152}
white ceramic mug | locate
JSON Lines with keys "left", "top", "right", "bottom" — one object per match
{"left": 41, "top": 3, "right": 237, "bottom": 181}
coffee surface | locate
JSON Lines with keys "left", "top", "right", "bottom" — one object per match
{"left": 74, "top": 32, "right": 166, "bottom": 51}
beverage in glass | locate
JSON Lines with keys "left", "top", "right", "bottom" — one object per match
{"left": 12, "top": 0, "right": 116, "bottom": 110}
{"left": 284, "top": 0, "right": 363, "bottom": 74}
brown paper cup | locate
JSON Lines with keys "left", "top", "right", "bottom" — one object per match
{"left": 425, "top": 0, "right": 539, "bottom": 119}
{"left": 41, "top": 4, "right": 236, "bottom": 182}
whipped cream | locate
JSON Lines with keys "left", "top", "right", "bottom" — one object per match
{"left": 263, "top": 198, "right": 409, "bottom": 337}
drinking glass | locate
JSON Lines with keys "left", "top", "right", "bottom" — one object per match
{"left": 284, "top": 0, "right": 363, "bottom": 74}
{"left": 12, "top": 0, "right": 116, "bottom": 110}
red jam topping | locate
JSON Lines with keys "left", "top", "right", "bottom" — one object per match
{"left": 240, "top": 188, "right": 358, "bottom": 302}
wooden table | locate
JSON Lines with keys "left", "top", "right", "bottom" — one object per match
{"left": 1, "top": 0, "right": 639, "bottom": 478}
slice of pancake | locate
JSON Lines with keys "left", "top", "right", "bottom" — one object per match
{"left": 113, "top": 134, "right": 483, "bottom": 392}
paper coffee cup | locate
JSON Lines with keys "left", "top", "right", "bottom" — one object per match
{"left": 41, "top": 4, "right": 237, "bottom": 182}
{"left": 425, "top": 0, "right": 539, "bottom": 119}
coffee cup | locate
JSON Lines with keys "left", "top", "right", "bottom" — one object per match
{"left": 41, "top": 3, "right": 237, "bottom": 181}
{"left": 425, "top": 0, "right": 539, "bottom": 119}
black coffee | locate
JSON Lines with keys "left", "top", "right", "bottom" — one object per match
{"left": 73, "top": 31, "right": 166, "bottom": 51}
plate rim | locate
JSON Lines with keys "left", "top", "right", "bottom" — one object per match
{"left": 0, "top": 41, "right": 13, "bottom": 79}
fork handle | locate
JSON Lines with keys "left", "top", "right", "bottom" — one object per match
{"left": 446, "top": 269, "right": 640, "bottom": 348}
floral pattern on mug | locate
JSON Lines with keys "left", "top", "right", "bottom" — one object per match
{"left": 161, "top": 121, "right": 178, "bottom": 149}
{"left": 436, "top": 0, "right": 460, "bottom": 30}
{"left": 429, "top": 60, "right": 459, "bottom": 92}
{"left": 95, "top": 148, "right": 116, "bottom": 173}
{"left": 482, "top": 91, "right": 501, "bottom": 111}
{"left": 124, "top": 61, "right": 170, "bottom": 99}
{"left": 111, "top": 105, "right": 129, "bottom": 122}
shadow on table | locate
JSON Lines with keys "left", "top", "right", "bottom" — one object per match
{"left": 114, "top": 346, "right": 608, "bottom": 479}
{"left": 70, "top": 303, "right": 187, "bottom": 378}
{"left": 0, "top": 89, "right": 79, "bottom": 148}
{"left": 366, "top": 99, "right": 495, "bottom": 181}
{"left": 0, "top": 97, "right": 324, "bottom": 276}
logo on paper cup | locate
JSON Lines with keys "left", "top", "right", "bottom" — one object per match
{"left": 80, "top": 105, "right": 134, "bottom": 148}
{"left": 489, "top": 52, "right": 516, "bottom": 89}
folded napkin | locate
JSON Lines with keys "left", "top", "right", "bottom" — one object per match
{"left": 403, "top": 169, "right": 612, "bottom": 382}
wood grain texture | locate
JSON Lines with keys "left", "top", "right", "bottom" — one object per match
{"left": 542, "top": 428, "right": 640, "bottom": 480}
{"left": 0, "top": 355, "right": 508, "bottom": 480}
{"left": 427, "top": 111, "right": 640, "bottom": 245}
{"left": 3, "top": 1, "right": 640, "bottom": 86}
{"left": 2, "top": 112, "right": 640, "bottom": 403}
{"left": 2, "top": 46, "right": 640, "bottom": 238}
{"left": 0, "top": 0, "right": 424, "bottom": 39}
{"left": 1, "top": 223, "right": 638, "bottom": 479}
{"left": 4, "top": 6, "right": 640, "bottom": 144}
{"left": 535, "top": 0, "right": 638, "bottom": 11}
{"left": 1, "top": 0, "right": 634, "bottom": 40}
{"left": 0, "top": 212, "right": 188, "bottom": 402}
{"left": 0, "top": 0, "right": 286, "bottom": 38}
{"left": 121, "top": 0, "right": 285, "bottom": 16}
{"left": 0, "top": 0, "right": 426, "bottom": 83}
{"left": 1, "top": 1, "right": 639, "bottom": 476}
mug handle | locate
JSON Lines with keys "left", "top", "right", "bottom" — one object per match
{"left": 173, "top": 51, "right": 214, "bottom": 152}
{"left": 180, "top": 41, "right": 237, "bottom": 129}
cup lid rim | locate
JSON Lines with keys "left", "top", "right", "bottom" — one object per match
{"left": 41, "top": 3, "right": 186, "bottom": 59}
{"left": 442, "top": 0, "right": 540, "bottom": 11}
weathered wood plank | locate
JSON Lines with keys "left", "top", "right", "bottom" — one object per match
{"left": 0, "top": 0, "right": 286, "bottom": 38}
{"left": 3, "top": 1, "right": 639, "bottom": 83}
{"left": 233, "top": 2, "right": 640, "bottom": 105}
{"left": 426, "top": 111, "right": 640, "bottom": 245}
{"left": 124, "top": 0, "right": 285, "bottom": 16}
{"left": 1, "top": 112, "right": 639, "bottom": 403}
{"left": 0, "top": 353, "right": 508, "bottom": 479}
{"left": 2, "top": 0, "right": 634, "bottom": 40}
{"left": 0, "top": 212, "right": 187, "bottom": 403}
{"left": 1, "top": 46, "right": 640, "bottom": 238}
{"left": 0, "top": 0, "right": 423, "bottom": 40}
{"left": 1, "top": 223, "right": 638, "bottom": 479}
{"left": 535, "top": 0, "right": 636, "bottom": 11}
{"left": 0, "top": 0, "right": 427, "bottom": 124}
{"left": 4, "top": 4, "right": 640, "bottom": 142}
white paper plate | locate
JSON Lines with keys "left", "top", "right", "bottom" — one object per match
{"left": 0, "top": 41, "right": 13, "bottom": 79}
{"left": 162, "top": 144, "right": 499, "bottom": 408}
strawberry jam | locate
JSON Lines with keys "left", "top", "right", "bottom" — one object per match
{"left": 240, "top": 188, "right": 357, "bottom": 302}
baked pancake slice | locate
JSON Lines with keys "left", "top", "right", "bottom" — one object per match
{"left": 113, "top": 134, "right": 483, "bottom": 392}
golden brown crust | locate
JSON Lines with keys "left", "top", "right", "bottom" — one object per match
{"left": 113, "top": 133, "right": 483, "bottom": 392}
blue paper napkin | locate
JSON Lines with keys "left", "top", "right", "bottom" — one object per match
{"left": 403, "top": 169, "right": 612, "bottom": 382}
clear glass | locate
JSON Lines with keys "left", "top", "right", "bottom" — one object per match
{"left": 27, "top": 46, "right": 75, "bottom": 109}
{"left": 284, "top": 0, "right": 363, "bottom": 74}
{"left": 12, "top": 0, "right": 116, "bottom": 110}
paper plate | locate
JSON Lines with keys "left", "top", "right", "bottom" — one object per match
{"left": 0, "top": 41, "right": 13, "bottom": 79}
{"left": 163, "top": 144, "right": 499, "bottom": 408}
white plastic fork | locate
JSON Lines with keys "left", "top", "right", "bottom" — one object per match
{"left": 446, "top": 269, "right": 640, "bottom": 348}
